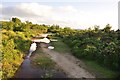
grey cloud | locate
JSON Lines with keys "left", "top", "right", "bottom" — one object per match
{"left": 2, "top": 6, "right": 40, "bottom": 17}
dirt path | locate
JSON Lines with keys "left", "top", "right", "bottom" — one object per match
{"left": 14, "top": 43, "right": 67, "bottom": 78}
{"left": 41, "top": 43, "right": 95, "bottom": 78}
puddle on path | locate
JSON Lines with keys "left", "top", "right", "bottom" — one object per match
{"left": 14, "top": 58, "right": 67, "bottom": 78}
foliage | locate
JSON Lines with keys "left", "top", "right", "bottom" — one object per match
{"left": 1, "top": 17, "right": 120, "bottom": 78}
{"left": 1, "top": 17, "right": 49, "bottom": 78}
{"left": 54, "top": 24, "right": 120, "bottom": 72}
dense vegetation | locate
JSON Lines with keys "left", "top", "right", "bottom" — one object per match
{"left": 1, "top": 18, "right": 48, "bottom": 78}
{"left": 1, "top": 17, "right": 120, "bottom": 78}
{"left": 51, "top": 25, "right": 120, "bottom": 72}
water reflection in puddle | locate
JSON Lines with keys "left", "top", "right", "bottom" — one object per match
{"left": 14, "top": 59, "right": 44, "bottom": 78}
{"left": 14, "top": 58, "right": 67, "bottom": 78}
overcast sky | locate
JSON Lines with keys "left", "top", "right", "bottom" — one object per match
{"left": 0, "top": 0, "right": 119, "bottom": 30}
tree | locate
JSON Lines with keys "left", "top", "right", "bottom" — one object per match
{"left": 103, "top": 24, "right": 111, "bottom": 33}
{"left": 94, "top": 25, "right": 99, "bottom": 32}
{"left": 12, "top": 17, "right": 21, "bottom": 23}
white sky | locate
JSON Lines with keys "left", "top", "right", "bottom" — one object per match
{"left": 0, "top": 0, "right": 119, "bottom": 30}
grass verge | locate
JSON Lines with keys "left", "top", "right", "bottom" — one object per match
{"left": 82, "top": 59, "right": 118, "bottom": 78}
{"left": 51, "top": 38, "right": 71, "bottom": 53}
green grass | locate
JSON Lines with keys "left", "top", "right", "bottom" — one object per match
{"left": 34, "top": 56, "right": 55, "bottom": 69}
{"left": 51, "top": 38, "right": 71, "bottom": 53}
{"left": 82, "top": 59, "right": 118, "bottom": 78}
{"left": 32, "top": 47, "right": 56, "bottom": 69}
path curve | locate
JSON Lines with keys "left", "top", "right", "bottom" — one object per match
{"left": 41, "top": 43, "right": 95, "bottom": 78}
